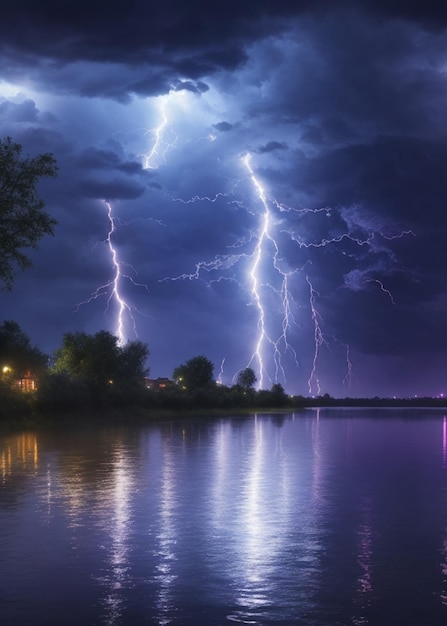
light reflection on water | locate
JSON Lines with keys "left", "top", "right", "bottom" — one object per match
{"left": 0, "top": 432, "right": 38, "bottom": 479}
{"left": 96, "top": 445, "right": 134, "bottom": 625}
{"left": 154, "top": 438, "right": 179, "bottom": 625}
{"left": 230, "top": 417, "right": 285, "bottom": 623}
{"left": 1, "top": 410, "right": 447, "bottom": 625}
{"left": 352, "top": 495, "right": 374, "bottom": 626}
{"left": 441, "top": 529, "right": 447, "bottom": 607}
{"left": 443, "top": 416, "right": 447, "bottom": 468}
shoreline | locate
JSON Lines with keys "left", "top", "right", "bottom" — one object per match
{"left": 2, "top": 400, "right": 447, "bottom": 433}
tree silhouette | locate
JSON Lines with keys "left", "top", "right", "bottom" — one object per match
{"left": 53, "top": 330, "right": 149, "bottom": 389}
{"left": 173, "top": 355, "right": 214, "bottom": 390}
{"left": 0, "top": 319, "right": 47, "bottom": 377}
{"left": 237, "top": 367, "right": 257, "bottom": 389}
{"left": 0, "top": 137, "right": 57, "bottom": 290}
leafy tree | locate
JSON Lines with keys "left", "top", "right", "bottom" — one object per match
{"left": 270, "top": 382, "right": 288, "bottom": 407}
{"left": 53, "top": 330, "right": 149, "bottom": 389}
{"left": 0, "top": 319, "right": 47, "bottom": 378}
{"left": 36, "top": 372, "right": 91, "bottom": 412}
{"left": 237, "top": 367, "right": 257, "bottom": 389}
{"left": 172, "top": 355, "right": 214, "bottom": 390}
{"left": 0, "top": 137, "right": 57, "bottom": 290}
{"left": 116, "top": 339, "right": 150, "bottom": 385}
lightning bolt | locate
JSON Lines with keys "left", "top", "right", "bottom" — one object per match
{"left": 163, "top": 155, "right": 302, "bottom": 389}
{"left": 369, "top": 278, "right": 396, "bottom": 304}
{"left": 141, "top": 94, "right": 177, "bottom": 170}
{"left": 76, "top": 96, "right": 179, "bottom": 343}
{"left": 160, "top": 137, "right": 414, "bottom": 395}
{"left": 343, "top": 344, "right": 353, "bottom": 391}
{"left": 217, "top": 358, "right": 226, "bottom": 384}
{"left": 306, "top": 276, "right": 325, "bottom": 396}
{"left": 173, "top": 192, "right": 228, "bottom": 204}
{"left": 105, "top": 200, "right": 129, "bottom": 344}
{"left": 160, "top": 147, "right": 414, "bottom": 394}
{"left": 244, "top": 153, "right": 271, "bottom": 389}
{"left": 305, "top": 276, "right": 354, "bottom": 396}
{"left": 75, "top": 201, "right": 148, "bottom": 345}
{"left": 242, "top": 153, "right": 299, "bottom": 390}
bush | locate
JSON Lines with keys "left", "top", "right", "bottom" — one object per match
{"left": 0, "top": 380, "right": 34, "bottom": 424}
{"left": 36, "top": 372, "right": 91, "bottom": 412}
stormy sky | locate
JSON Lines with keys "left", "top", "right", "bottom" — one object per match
{"left": 1, "top": 0, "right": 447, "bottom": 397}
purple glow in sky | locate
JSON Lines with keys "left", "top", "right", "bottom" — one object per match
{"left": 1, "top": 1, "right": 447, "bottom": 397}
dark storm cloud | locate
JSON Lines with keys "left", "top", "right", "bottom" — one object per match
{"left": 80, "top": 178, "right": 145, "bottom": 200}
{"left": 0, "top": 1, "right": 292, "bottom": 98}
{"left": 172, "top": 80, "right": 209, "bottom": 94}
{"left": 2, "top": 3, "right": 446, "bottom": 63}
{"left": 213, "top": 122, "right": 233, "bottom": 133}
{"left": 255, "top": 141, "right": 288, "bottom": 154}
{"left": 356, "top": 0, "right": 447, "bottom": 27}
{"left": 0, "top": 99, "right": 40, "bottom": 123}
{"left": 0, "top": 1, "right": 305, "bottom": 64}
{"left": 76, "top": 147, "right": 145, "bottom": 176}
{"left": 1, "top": 1, "right": 443, "bottom": 99}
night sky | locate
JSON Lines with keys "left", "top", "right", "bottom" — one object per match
{"left": 1, "top": 1, "right": 447, "bottom": 398}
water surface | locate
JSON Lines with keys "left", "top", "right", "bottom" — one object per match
{"left": 1, "top": 409, "right": 447, "bottom": 625}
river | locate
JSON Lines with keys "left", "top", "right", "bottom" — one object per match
{"left": 1, "top": 409, "right": 447, "bottom": 625}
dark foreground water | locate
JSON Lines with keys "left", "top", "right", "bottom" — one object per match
{"left": 1, "top": 409, "right": 447, "bottom": 625}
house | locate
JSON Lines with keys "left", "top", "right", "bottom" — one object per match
{"left": 17, "top": 370, "right": 38, "bottom": 392}
{"left": 2, "top": 366, "right": 38, "bottom": 391}
{"left": 144, "top": 377, "right": 176, "bottom": 391}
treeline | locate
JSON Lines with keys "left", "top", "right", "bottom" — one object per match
{"left": 2, "top": 320, "right": 446, "bottom": 429}
{"left": 0, "top": 321, "right": 295, "bottom": 426}
{"left": 1, "top": 364, "right": 294, "bottom": 428}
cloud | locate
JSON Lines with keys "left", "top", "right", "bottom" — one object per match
{"left": 255, "top": 141, "right": 288, "bottom": 154}
{"left": 76, "top": 147, "right": 145, "bottom": 176}
{"left": 0, "top": 99, "right": 40, "bottom": 123}
{"left": 79, "top": 178, "right": 146, "bottom": 200}
{"left": 172, "top": 80, "right": 209, "bottom": 94}
{"left": 213, "top": 122, "right": 234, "bottom": 132}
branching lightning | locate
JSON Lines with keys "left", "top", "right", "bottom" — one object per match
{"left": 77, "top": 96, "right": 177, "bottom": 345}
{"left": 160, "top": 145, "right": 413, "bottom": 394}
{"left": 244, "top": 153, "right": 271, "bottom": 389}
{"left": 104, "top": 201, "right": 131, "bottom": 344}
{"left": 306, "top": 275, "right": 325, "bottom": 396}
{"left": 162, "top": 153, "right": 302, "bottom": 389}
{"left": 141, "top": 96, "right": 177, "bottom": 169}
{"left": 343, "top": 344, "right": 353, "bottom": 390}
{"left": 75, "top": 201, "right": 149, "bottom": 345}
{"left": 242, "top": 153, "right": 299, "bottom": 389}
{"left": 173, "top": 192, "right": 228, "bottom": 205}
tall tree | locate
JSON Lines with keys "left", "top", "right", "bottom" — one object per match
{"left": 0, "top": 137, "right": 57, "bottom": 290}
{"left": 270, "top": 383, "right": 288, "bottom": 406}
{"left": 0, "top": 319, "right": 47, "bottom": 377}
{"left": 53, "top": 330, "right": 149, "bottom": 389}
{"left": 237, "top": 367, "right": 257, "bottom": 389}
{"left": 172, "top": 355, "right": 214, "bottom": 390}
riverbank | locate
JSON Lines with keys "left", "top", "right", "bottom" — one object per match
{"left": 0, "top": 404, "right": 294, "bottom": 432}
{"left": 2, "top": 395, "right": 447, "bottom": 433}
